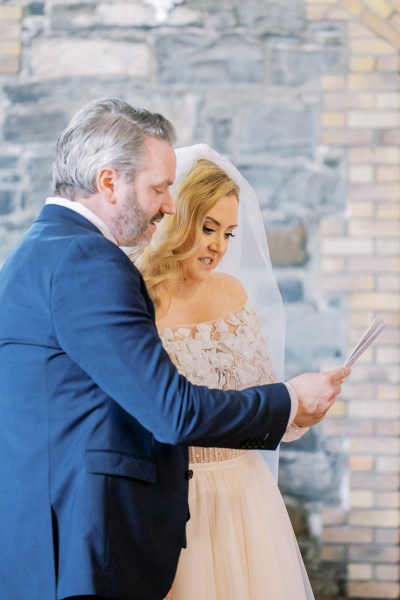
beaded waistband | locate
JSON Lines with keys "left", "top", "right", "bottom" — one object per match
{"left": 188, "top": 446, "right": 247, "bottom": 464}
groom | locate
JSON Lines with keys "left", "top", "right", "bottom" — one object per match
{"left": 0, "top": 98, "right": 349, "bottom": 600}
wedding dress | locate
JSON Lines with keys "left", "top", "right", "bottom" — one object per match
{"left": 160, "top": 301, "right": 315, "bottom": 600}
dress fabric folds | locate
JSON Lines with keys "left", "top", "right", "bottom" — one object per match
{"left": 160, "top": 302, "right": 314, "bottom": 600}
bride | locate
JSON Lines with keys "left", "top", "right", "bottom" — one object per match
{"left": 134, "top": 144, "right": 315, "bottom": 599}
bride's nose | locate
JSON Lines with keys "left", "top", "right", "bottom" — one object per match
{"left": 208, "top": 235, "right": 226, "bottom": 254}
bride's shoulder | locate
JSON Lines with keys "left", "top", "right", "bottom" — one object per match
{"left": 208, "top": 273, "right": 248, "bottom": 309}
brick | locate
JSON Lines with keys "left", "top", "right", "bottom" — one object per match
{"left": 349, "top": 311, "right": 375, "bottom": 326}
{"left": 321, "top": 257, "right": 347, "bottom": 273}
{"left": 349, "top": 56, "right": 375, "bottom": 72}
{"left": 0, "top": 6, "right": 23, "bottom": 20}
{"left": 0, "top": 41, "right": 21, "bottom": 57}
{"left": 350, "top": 436, "right": 400, "bottom": 454}
{"left": 340, "top": 0, "right": 364, "bottom": 15}
{"left": 323, "top": 526, "right": 372, "bottom": 544}
{"left": 350, "top": 293, "right": 399, "bottom": 310}
{"left": 376, "top": 491, "right": 400, "bottom": 507}
{"left": 377, "top": 384, "right": 400, "bottom": 400}
{"left": 377, "top": 167, "right": 400, "bottom": 182}
{"left": 350, "top": 455, "right": 374, "bottom": 470}
{"left": 376, "top": 239, "right": 400, "bottom": 255}
{"left": 376, "top": 457, "right": 400, "bottom": 473}
{"left": 375, "top": 564, "right": 400, "bottom": 581}
{"left": 350, "top": 490, "right": 374, "bottom": 507}
{"left": 0, "top": 23, "right": 21, "bottom": 39}
{"left": 320, "top": 217, "right": 347, "bottom": 235}
{"left": 348, "top": 401, "right": 400, "bottom": 419}
{"left": 321, "top": 74, "right": 346, "bottom": 90}
{"left": 348, "top": 581, "right": 400, "bottom": 599}
{"left": 377, "top": 274, "right": 400, "bottom": 291}
{"left": 376, "top": 420, "right": 400, "bottom": 436}
{"left": 348, "top": 509, "right": 400, "bottom": 527}
{"left": 322, "top": 112, "right": 346, "bottom": 127}
{"left": 349, "top": 73, "right": 400, "bottom": 91}
{"left": 350, "top": 183, "right": 400, "bottom": 199}
{"left": 349, "top": 219, "right": 400, "bottom": 236}
{"left": 348, "top": 562, "right": 373, "bottom": 580}
{"left": 348, "top": 110, "right": 400, "bottom": 128}
{"left": 349, "top": 201, "right": 374, "bottom": 217}
{"left": 322, "top": 237, "right": 373, "bottom": 256}
{"left": 322, "top": 129, "right": 375, "bottom": 145}
{"left": 306, "top": 5, "right": 328, "bottom": 19}
{"left": 375, "top": 528, "right": 400, "bottom": 544}
{"left": 327, "top": 399, "right": 346, "bottom": 416}
{"left": 323, "top": 274, "right": 374, "bottom": 291}
{"left": 363, "top": 0, "right": 392, "bottom": 18}
{"left": 324, "top": 419, "right": 374, "bottom": 437}
{"left": 349, "top": 22, "right": 375, "bottom": 37}
{"left": 377, "top": 55, "right": 400, "bottom": 71}
{"left": 323, "top": 92, "right": 375, "bottom": 109}
{"left": 326, "top": 5, "right": 354, "bottom": 19}
{"left": 0, "top": 58, "right": 19, "bottom": 74}
{"left": 349, "top": 146, "right": 400, "bottom": 164}
{"left": 349, "top": 165, "right": 374, "bottom": 183}
{"left": 349, "top": 364, "right": 399, "bottom": 384}
{"left": 380, "top": 128, "right": 400, "bottom": 145}
{"left": 349, "top": 543, "right": 400, "bottom": 562}
{"left": 377, "top": 345, "right": 400, "bottom": 364}
{"left": 350, "top": 38, "right": 395, "bottom": 55}
{"left": 320, "top": 545, "right": 346, "bottom": 561}
{"left": 322, "top": 507, "right": 347, "bottom": 525}
{"left": 377, "top": 93, "right": 400, "bottom": 109}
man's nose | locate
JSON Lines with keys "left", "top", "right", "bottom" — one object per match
{"left": 161, "top": 189, "right": 175, "bottom": 215}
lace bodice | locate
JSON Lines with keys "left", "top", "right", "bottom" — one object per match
{"left": 159, "top": 301, "right": 306, "bottom": 463}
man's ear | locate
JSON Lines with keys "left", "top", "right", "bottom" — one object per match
{"left": 96, "top": 167, "right": 118, "bottom": 204}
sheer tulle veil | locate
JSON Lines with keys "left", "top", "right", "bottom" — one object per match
{"left": 172, "top": 144, "right": 286, "bottom": 478}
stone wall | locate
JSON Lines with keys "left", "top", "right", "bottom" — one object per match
{"left": 0, "top": 0, "right": 399, "bottom": 598}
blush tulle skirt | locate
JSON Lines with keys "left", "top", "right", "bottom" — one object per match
{"left": 166, "top": 451, "right": 314, "bottom": 600}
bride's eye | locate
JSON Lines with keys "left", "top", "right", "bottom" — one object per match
{"left": 203, "top": 226, "right": 215, "bottom": 235}
{"left": 224, "top": 232, "right": 236, "bottom": 239}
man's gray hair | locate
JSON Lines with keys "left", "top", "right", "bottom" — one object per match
{"left": 52, "top": 97, "right": 176, "bottom": 200}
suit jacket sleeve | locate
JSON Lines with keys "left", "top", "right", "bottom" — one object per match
{"left": 51, "top": 234, "right": 290, "bottom": 449}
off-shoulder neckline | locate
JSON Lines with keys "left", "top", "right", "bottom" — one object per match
{"left": 157, "top": 299, "right": 251, "bottom": 334}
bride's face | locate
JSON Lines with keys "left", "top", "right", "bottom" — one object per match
{"left": 181, "top": 194, "right": 238, "bottom": 283}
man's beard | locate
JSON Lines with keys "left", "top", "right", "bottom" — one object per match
{"left": 112, "top": 190, "right": 155, "bottom": 247}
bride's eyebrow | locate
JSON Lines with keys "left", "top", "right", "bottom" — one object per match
{"left": 204, "top": 216, "right": 238, "bottom": 228}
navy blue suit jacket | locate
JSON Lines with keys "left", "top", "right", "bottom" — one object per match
{"left": 0, "top": 205, "right": 290, "bottom": 600}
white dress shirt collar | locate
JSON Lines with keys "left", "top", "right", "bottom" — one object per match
{"left": 45, "top": 196, "right": 118, "bottom": 245}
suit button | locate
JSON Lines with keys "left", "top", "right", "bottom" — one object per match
{"left": 186, "top": 469, "right": 193, "bottom": 480}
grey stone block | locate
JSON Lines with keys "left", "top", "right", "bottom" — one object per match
{"left": 0, "top": 156, "right": 18, "bottom": 169}
{"left": 278, "top": 278, "right": 304, "bottom": 302}
{"left": 266, "top": 221, "right": 308, "bottom": 267}
{"left": 0, "top": 191, "right": 16, "bottom": 215}
{"left": 240, "top": 161, "right": 345, "bottom": 215}
{"left": 3, "top": 111, "right": 67, "bottom": 143}
{"left": 236, "top": 105, "right": 317, "bottom": 157}
{"left": 26, "top": 2, "right": 45, "bottom": 16}
{"left": 156, "top": 34, "right": 262, "bottom": 84}
{"left": 269, "top": 41, "right": 346, "bottom": 87}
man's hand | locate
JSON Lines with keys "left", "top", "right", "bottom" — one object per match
{"left": 288, "top": 366, "right": 351, "bottom": 428}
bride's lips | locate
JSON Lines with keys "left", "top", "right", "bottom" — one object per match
{"left": 198, "top": 257, "right": 215, "bottom": 270}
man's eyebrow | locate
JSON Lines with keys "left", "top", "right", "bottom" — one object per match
{"left": 205, "top": 216, "right": 238, "bottom": 228}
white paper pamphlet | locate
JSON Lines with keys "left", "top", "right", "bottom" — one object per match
{"left": 343, "top": 314, "right": 387, "bottom": 367}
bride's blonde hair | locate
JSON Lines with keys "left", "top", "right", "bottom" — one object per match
{"left": 134, "top": 158, "right": 239, "bottom": 309}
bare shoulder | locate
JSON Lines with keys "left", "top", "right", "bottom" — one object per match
{"left": 208, "top": 272, "right": 248, "bottom": 311}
